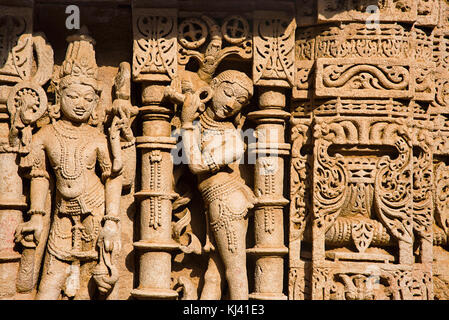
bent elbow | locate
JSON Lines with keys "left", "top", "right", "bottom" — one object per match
{"left": 188, "top": 163, "right": 209, "bottom": 175}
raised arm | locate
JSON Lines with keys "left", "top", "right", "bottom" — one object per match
{"left": 180, "top": 93, "right": 243, "bottom": 175}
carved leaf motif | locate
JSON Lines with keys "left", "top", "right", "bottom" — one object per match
{"left": 12, "top": 34, "right": 32, "bottom": 80}
{"left": 388, "top": 270, "right": 432, "bottom": 300}
{"left": 351, "top": 220, "right": 374, "bottom": 253}
{"left": 312, "top": 133, "right": 348, "bottom": 231}
{"left": 312, "top": 267, "right": 332, "bottom": 300}
{"left": 337, "top": 274, "right": 375, "bottom": 300}
{"left": 290, "top": 124, "right": 310, "bottom": 240}
{"left": 412, "top": 143, "right": 433, "bottom": 241}
{"left": 374, "top": 125, "right": 413, "bottom": 244}
{"left": 253, "top": 14, "right": 295, "bottom": 85}
{"left": 31, "top": 33, "right": 54, "bottom": 86}
{"left": 157, "top": 17, "right": 177, "bottom": 79}
{"left": 0, "top": 15, "right": 31, "bottom": 78}
{"left": 435, "top": 80, "right": 449, "bottom": 107}
{"left": 133, "top": 14, "right": 177, "bottom": 80}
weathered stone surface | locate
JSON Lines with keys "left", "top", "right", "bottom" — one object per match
{"left": 1, "top": 0, "right": 449, "bottom": 301}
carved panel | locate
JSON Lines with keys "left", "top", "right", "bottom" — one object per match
{"left": 0, "top": 6, "right": 33, "bottom": 83}
{"left": 317, "top": 0, "right": 418, "bottom": 23}
{"left": 316, "top": 58, "right": 414, "bottom": 98}
{"left": 253, "top": 11, "right": 296, "bottom": 87}
{"left": 132, "top": 9, "right": 178, "bottom": 81}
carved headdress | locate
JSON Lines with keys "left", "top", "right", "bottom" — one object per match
{"left": 59, "top": 26, "right": 99, "bottom": 92}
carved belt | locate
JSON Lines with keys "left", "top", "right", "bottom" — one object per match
{"left": 200, "top": 178, "right": 250, "bottom": 253}
{"left": 56, "top": 180, "right": 104, "bottom": 216}
{"left": 200, "top": 178, "right": 242, "bottom": 204}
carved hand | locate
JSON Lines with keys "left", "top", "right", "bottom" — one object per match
{"left": 100, "top": 219, "right": 121, "bottom": 253}
{"left": 94, "top": 219, "right": 120, "bottom": 295}
{"left": 14, "top": 215, "right": 44, "bottom": 248}
{"left": 181, "top": 92, "right": 203, "bottom": 127}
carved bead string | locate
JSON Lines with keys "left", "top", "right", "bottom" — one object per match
{"left": 149, "top": 150, "right": 162, "bottom": 229}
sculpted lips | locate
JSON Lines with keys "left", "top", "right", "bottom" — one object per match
{"left": 73, "top": 107, "right": 86, "bottom": 116}
{"left": 223, "top": 105, "right": 233, "bottom": 114}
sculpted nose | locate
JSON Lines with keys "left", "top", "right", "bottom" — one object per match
{"left": 226, "top": 97, "right": 236, "bottom": 109}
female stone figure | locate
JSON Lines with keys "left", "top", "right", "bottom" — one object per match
{"left": 166, "top": 70, "right": 256, "bottom": 300}
{"left": 14, "top": 31, "right": 126, "bottom": 299}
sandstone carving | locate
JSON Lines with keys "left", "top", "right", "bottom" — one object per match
{"left": 2, "top": 0, "right": 449, "bottom": 301}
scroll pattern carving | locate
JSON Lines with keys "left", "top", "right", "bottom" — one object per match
{"left": 312, "top": 121, "right": 348, "bottom": 233}
{"left": 290, "top": 123, "right": 311, "bottom": 246}
{"left": 374, "top": 124, "right": 413, "bottom": 251}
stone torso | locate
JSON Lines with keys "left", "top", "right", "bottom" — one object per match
{"left": 45, "top": 121, "right": 103, "bottom": 199}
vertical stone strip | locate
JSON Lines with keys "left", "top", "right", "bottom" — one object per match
{"left": 0, "top": 4, "right": 34, "bottom": 298}
{"left": 131, "top": 7, "right": 179, "bottom": 299}
{"left": 248, "top": 10, "right": 295, "bottom": 300}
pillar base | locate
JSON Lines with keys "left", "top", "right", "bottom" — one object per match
{"left": 247, "top": 246, "right": 288, "bottom": 256}
{"left": 131, "top": 288, "right": 178, "bottom": 300}
{"left": 249, "top": 292, "right": 287, "bottom": 300}
{"left": 133, "top": 240, "right": 180, "bottom": 251}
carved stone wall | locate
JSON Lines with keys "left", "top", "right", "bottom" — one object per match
{"left": 0, "top": 0, "right": 449, "bottom": 300}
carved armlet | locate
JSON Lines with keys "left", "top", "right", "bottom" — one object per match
{"left": 121, "top": 138, "right": 135, "bottom": 150}
{"left": 28, "top": 209, "right": 46, "bottom": 216}
{"left": 102, "top": 215, "right": 120, "bottom": 223}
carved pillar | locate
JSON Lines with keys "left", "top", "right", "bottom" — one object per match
{"left": 131, "top": 7, "right": 179, "bottom": 300}
{"left": 0, "top": 4, "right": 33, "bottom": 298}
{"left": 0, "top": 103, "right": 26, "bottom": 299}
{"left": 247, "top": 10, "right": 295, "bottom": 300}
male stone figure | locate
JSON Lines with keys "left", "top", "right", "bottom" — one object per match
{"left": 14, "top": 30, "right": 125, "bottom": 300}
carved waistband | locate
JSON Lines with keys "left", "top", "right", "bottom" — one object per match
{"left": 199, "top": 177, "right": 243, "bottom": 204}
{"left": 56, "top": 181, "right": 104, "bottom": 216}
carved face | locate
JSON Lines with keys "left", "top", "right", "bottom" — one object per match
{"left": 60, "top": 83, "right": 98, "bottom": 123}
{"left": 211, "top": 81, "right": 249, "bottom": 120}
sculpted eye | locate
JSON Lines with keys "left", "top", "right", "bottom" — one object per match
{"left": 223, "top": 87, "right": 234, "bottom": 98}
{"left": 85, "top": 96, "right": 94, "bottom": 103}
{"left": 66, "top": 93, "right": 78, "bottom": 99}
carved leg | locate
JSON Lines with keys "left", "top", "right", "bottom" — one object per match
{"left": 200, "top": 252, "right": 225, "bottom": 300}
{"left": 214, "top": 219, "right": 249, "bottom": 300}
{"left": 36, "top": 254, "right": 69, "bottom": 300}
{"left": 74, "top": 261, "right": 96, "bottom": 300}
